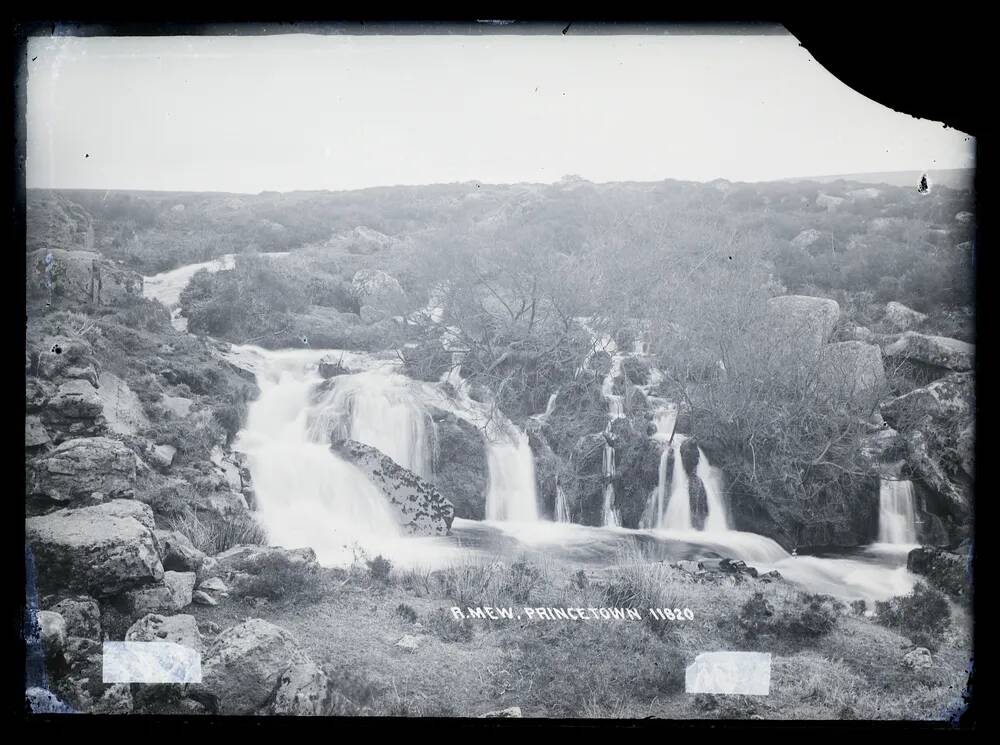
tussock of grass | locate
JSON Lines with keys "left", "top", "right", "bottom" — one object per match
{"left": 164, "top": 508, "right": 267, "bottom": 556}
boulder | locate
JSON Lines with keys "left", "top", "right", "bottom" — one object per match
{"left": 395, "top": 634, "right": 424, "bottom": 652}
{"left": 193, "top": 590, "right": 218, "bottom": 606}
{"left": 762, "top": 295, "right": 840, "bottom": 354}
{"left": 26, "top": 500, "right": 163, "bottom": 596}
{"left": 48, "top": 596, "right": 101, "bottom": 640}
{"left": 25, "top": 416, "right": 51, "bottom": 448}
{"left": 844, "top": 326, "right": 875, "bottom": 344}
{"left": 351, "top": 269, "right": 407, "bottom": 323}
{"left": 883, "top": 332, "right": 974, "bottom": 373}
{"left": 198, "top": 577, "right": 228, "bottom": 594}
{"left": 201, "top": 619, "right": 310, "bottom": 715}
{"left": 154, "top": 530, "right": 207, "bottom": 572}
{"left": 41, "top": 379, "right": 105, "bottom": 436}
{"left": 907, "top": 546, "right": 970, "bottom": 600}
{"left": 27, "top": 247, "right": 143, "bottom": 306}
{"left": 37, "top": 610, "right": 67, "bottom": 658}
{"left": 881, "top": 373, "right": 974, "bottom": 431}
{"left": 32, "top": 335, "right": 95, "bottom": 380}
{"left": 790, "top": 228, "right": 823, "bottom": 249}
{"left": 481, "top": 707, "right": 523, "bottom": 718}
{"left": 149, "top": 443, "right": 178, "bottom": 470}
{"left": 816, "top": 341, "right": 886, "bottom": 403}
{"left": 268, "top": 661, "right": 340, "bottom": 716}
{"left": 429, "top": 407, "right": 488, "bottom": 519}
{"left": 885, "top": 301, "right": 927, "bottom": 331}
{"left": 317, "top": 354, "right": 351, "bottom": 379}
{"left": 903, "top": 430, "right": 970, "bottom": 522}
{"left": 211, "top": 545, "right": 318, "bottom": 576}
{"left": 91, "top": 684, "right": 134, "bottom": 714}
{"left": 29, "top": 436, "right": 137, "bottom": 506}
{"left": 97, "top": 372, "right": 151, "bottom": 435}
{"left": 126, "top": 613, "right": 202, "bottom": 652}
{"left": 861, "top": 427, "right": 904, "bottom": 463}
{"left": 903, "top": 647, "right": 933, "bottom": 670}
{"left": 127, "top": 571, "right": 196, "bottom": 615}
{"left": 331, "top": 439, "right": 455, "bottom": 535}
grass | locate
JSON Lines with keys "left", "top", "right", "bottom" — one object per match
{"left": 181, "top": 545, "right": 973, "bottom": 720}
{"left": 164, "top": 508, "right": 268, "bottom": 556}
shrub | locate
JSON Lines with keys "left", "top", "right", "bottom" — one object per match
{"left": 426, "top": 607, "right": 475, "bottom": 643}
{"left": 395, "top": 603, "right": 418, "bottom": 623}
{"left": 231, "top": 552, "right": 322, "bottom": 602}
{"left": 367, "top": 555, "right": 393, "bottom": 583}
{"left": 874, "top": 582, "right": 951, "bottom": 649}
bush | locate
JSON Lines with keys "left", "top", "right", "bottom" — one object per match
{"left": 395, "top": 603, "right": 418, "bottom": 623}
{"left": 426, "top": 607, "right": 475, "bottom": 643}
{"left": 367, "top": 555, "right": 393, "bottom": 583}
{"left": 874, "top": 582, "right": 951, "bottom": 650}
{"left": 231, "top": 552, "right": 322, "bottom": 602}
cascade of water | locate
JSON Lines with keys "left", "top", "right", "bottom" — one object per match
{"left": 554, "top": 481, "right": 571, "bottom": 523}
{"left": 484, "top": 423, "right": 540, "bottom": 522}
{"left": 878, "top": 479, "right": 918, "bottom": 545}
{"left": 661, "top": 435, "right": 692, "bottom": 530}
{"left": 233, "top": 353, "right": 405, "bottom": 565}
{"left": 698, "top": 453, "right": 731, "bottom": 532}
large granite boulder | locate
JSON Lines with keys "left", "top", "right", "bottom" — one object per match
{"left": 154, "top": 530, "right": 207, "bottom": 572}
{"left": 883, "top": 332, "right": 974, "bottom": 373}
{"left": 40, "top": 379, "right": 106, "bottom": 438}
{"left": 27, "top": 248, "right": 143, "bottom": 306}
{"left": 350, "top": 269, "right": 407, "bottom": 323}
{"left": 48, "top": 596, "right": 102, "bottom": 640}
{"left": 127, "top": 571, "right": 196, "bottom": 615}
{"left": 762, "top": 295, "right": 840, "bottom": 355}
{"left": 29, "top": 436, "right": 137, "bottom": 507}
{"left": 268, "top": 660, "right": 341, "bottom": 716}
{"left": 907, "top": 546, "right": 970, "bottom": 601}
{"left": 26, "top": 500, "right": 163, "bottom": 597}
{"left": 429, "top": 407, "right": 488, "bottom": 519}
{"left": 331, "top": 439, "right": 455, "bottom": 535}
{"left": 816, "top": 341, "right": 886, "bottom": 403}
{"left": 881, "top": 373, "right": 974, "bottom": 431}
{"left": 126, "top": 613, "right": 202, "bottom": 652}
{"left": 201, "top": 619, "right": 311, "bottom": 715}
{"left": 210, "top": 544, "right": 318, "bottom": 576}
{"left": 884, "top": 301, "right": 927, "bottom": 331}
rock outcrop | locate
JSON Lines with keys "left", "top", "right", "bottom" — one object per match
{"left": 883, "top": 332, "right": 974, "bottom": 373}
{"left": 201, "top": 619, "right": 311, "bottom": 715}
{"left": 126, "top": 613, "right": 202, "bottom": 652}
{"left": 27, "top": 248, "right": 143, "bottom": 306}
{"left": 26, "top": 500, "right": 163, "bottom": 597}
{"left": 350, "top": 269, "right": 407, "bottom": 323}
{"left": 816, "top": 341, "right": 886, "bottom": 403}
{"left": 884, "top": 301, "right": 927, "bottom": 331}
{"left": 29, "top": 436, "right": 137, "bottom": 509}
{"left": 429, "top": 407, "right": 488, "bottom": 519}
{"left": 762, "top": 295, "right": 840, "bottom": 355}
{"left": 331, "top": 439, "right": 455, "bottom": 535}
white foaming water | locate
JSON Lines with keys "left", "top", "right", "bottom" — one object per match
{"left": 554, "top": 482, "right": 571, "bottom": 523}
{"left": 662, "top": 435, "right": 693, "bottom": 530}
{"left": 485, "top": 424, "right": 540, "bottom": 522}
{"left": 308, "top": 368, "right": 433, "bottom": 479}
{"left": 878, "top": 479, "right": 918, "bottom": 545}
{"left": 233, "top": 350, "right": 405, "bottom": 565}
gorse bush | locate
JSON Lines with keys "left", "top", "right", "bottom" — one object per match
{"left": 874, "top": 582, "right": 951, "bottom": 650}
{"left": 366, "top": 555, "right": 393, "bottom": 583}
{"left": 395, "top": 603, "right": 418, "bottom": 623}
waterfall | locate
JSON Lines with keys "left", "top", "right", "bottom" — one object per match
{"left": 309, "top": 369, "right": 433, "bottom": 479}
{"left": 554, "top": 481, "right": 571, "bottom": 523}
{"left": 436, "top": 367, "right": 540, "bottom": 524}
{"left": 878, "top": 479, "right": 918, "bottom": 545}
{"left": 661, "top": 435, "right": 692, "bottom": 529}
{"left": 232, "top": 350, "right": 405, "bottom": 565}
{"left": 646, "top": 402, "right": 731, "bottom": 532}
{"left": 484, "top": 423, "right": 540, "bottom": 522}
{"left": 599, "top": 353, "right": 626, "bottom": 527}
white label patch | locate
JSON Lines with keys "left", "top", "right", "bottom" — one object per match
{"left": 685, "top": 651, "right": 771, "bottom": 695}
{"left": 102, "top": 642, "right": 202, "bottom": 684}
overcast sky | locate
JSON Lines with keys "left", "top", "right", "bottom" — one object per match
{"left": 25, "top": 30, "right": 975, "bottom": 193}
